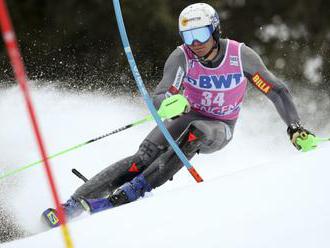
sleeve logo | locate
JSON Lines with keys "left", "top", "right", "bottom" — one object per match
{"left": 252, "top": 73, "right": 272, "bottom": 94}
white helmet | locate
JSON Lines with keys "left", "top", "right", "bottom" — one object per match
{"left": 178, "top": 3, "right": 220, "bottom": 45}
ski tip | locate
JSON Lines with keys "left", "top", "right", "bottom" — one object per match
{"left": 41, "top": 208, "right": 60, "bottom": 228}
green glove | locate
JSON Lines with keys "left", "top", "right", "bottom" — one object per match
{"left": 287, "top": 122, "right": 317, "bottom": 152}
{"left": 157, "top": 94, "right": 190, "bottom": 119}
{"left": 296, "top": 133, "right": 318, "bottom": 152}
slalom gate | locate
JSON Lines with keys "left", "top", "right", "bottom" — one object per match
{"left": 0, "top": 0, "right": 74, "bottom": 247}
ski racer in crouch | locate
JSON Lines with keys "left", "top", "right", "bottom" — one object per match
{"left": 43, "top": 3, "right": 316, "bottom": 227}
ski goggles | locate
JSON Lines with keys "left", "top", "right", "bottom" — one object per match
{"left": 181, "top": 26, "right": 212, "bottom": 46}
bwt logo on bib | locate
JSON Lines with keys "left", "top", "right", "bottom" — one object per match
{"left": 186, "top": 73, "right": 242, "bottom": 90}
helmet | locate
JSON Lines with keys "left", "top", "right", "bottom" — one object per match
{"left": 178, "top": 3, "right": 221, "bottom": 46}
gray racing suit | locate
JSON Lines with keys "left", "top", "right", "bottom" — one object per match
{"left": 73, "top": 39, "right": 300, "bottom": 200}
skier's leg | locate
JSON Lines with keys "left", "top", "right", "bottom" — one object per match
{"left": 72, "top": 139, "right": 161, "bottom": 200}
{"left": 55, "top": 114, "right": 197, "bottom": 219}
{"left": 41, "top": 139, "right": 162, "bottom": 226}
{"left": 144, "top": 120, "right": 234, "bottom": 188}
{"left": 73, "top": 112, "right": 202, "bottom": 199}
{"left": 74, "top": 112, "right": 203, "bottom": 199}
{"left": 81, "top": 120, "right": 235, "bottom": 213}
{"left": 53, "top": 139, "right": 161, "bottom": 218}
{"left": 81, "top": 127, "right": 202, "bottom": 212}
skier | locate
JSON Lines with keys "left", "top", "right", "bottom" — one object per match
{"left": 43, "top": 3, "right": 315, "bottom": 227}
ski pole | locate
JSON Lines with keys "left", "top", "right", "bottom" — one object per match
{"left": 0, "top": 115, "right": 152, "bottom": 181}
{"left": 316, "top": 137, "right": 330, "bottom": 142}
{"left": 72, "top": 168, "right": 88, "bottom": 183}
{"left": 113, "top": 0, "right": 203, "bottom": 183}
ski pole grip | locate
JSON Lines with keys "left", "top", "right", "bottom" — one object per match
{"left": 158, "top": 94, "right": 190, "bottom": 119}
{"left": 296, "top": 134, "right": 318, "bottom": 152}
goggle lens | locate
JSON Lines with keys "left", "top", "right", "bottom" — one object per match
{"left": 181, "top": 26, "right": 212, "bottom": 45}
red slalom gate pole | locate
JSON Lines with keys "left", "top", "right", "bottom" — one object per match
{"left": 0, "top": 1, "right": 74, "bottom": 247}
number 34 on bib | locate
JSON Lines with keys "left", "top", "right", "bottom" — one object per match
{"left": 201, "top": 92, "right": 225, "bottom": 106}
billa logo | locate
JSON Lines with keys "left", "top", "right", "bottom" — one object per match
{"left": 252, "top": 73, "right": 272, "bottom": 94}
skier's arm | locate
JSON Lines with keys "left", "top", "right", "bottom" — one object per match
{"left": 152, "top": 47, "right": 187, "bottom": 109}
{"left": 241, "top": 44, "right": 316, "bottom": 151}
{"left": 241, "top": 44, "right": 300, "bottom": 126}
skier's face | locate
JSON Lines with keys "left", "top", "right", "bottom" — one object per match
{"left": 188, "top": 37, "right": 215, "bottom": 58}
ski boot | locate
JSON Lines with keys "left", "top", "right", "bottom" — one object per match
{"left": 81, "top": 174, "right": 152, "bottom": 214}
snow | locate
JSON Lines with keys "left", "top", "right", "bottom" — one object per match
{"left": 0, "top": 83, "right": 329, "bottom": 247}
{"left": 304, "top": 56, "right": 323, "bottom": 85}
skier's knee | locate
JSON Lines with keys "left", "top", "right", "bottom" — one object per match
{"left": 142, "top": 142, "right": 195, "bottom": 189}
{"left": 137, "top": 139, "right": 163, "bottom": 165}
{"left": 189, "top": 121, "right": 232, "bottom": 153}
{"left": 145, "top": 126, "right": 206, "bottom": 187}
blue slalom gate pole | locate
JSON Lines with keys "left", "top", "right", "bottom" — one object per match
{"left": 112, "top": 0, "right": 203, "bottom": 183}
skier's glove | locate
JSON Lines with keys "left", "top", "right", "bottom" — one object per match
{"left": 158, "top": 94, "right": 190, "bottom": 120}
{"left": 287, "top": 122, "right": 317, "bottom": 152}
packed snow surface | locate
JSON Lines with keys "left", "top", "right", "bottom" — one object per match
{"left": 0, "top": 84, "right": 329, "bottom": 247}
